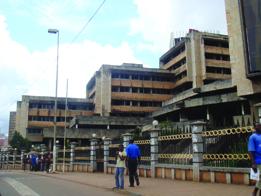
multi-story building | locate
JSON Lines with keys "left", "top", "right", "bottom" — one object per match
{"left": 160, "top": 29, "right": 231, "bottom": 95}
{"left": 15, "top": 95, "right": 94, "bottom": 144}
{"left": 225, "top": 0, "right": 261, "bottom": 123}
{"left": 8, "top": 111, "right": 16, "bottom": 143}
{"left": 86, "top": 63, "right": 175, "bottom": 117}
{"left": 151, "top": 30, "right": 253, "bottom": 128}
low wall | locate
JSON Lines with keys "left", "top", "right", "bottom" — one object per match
{"left": 106, "top": 163, "right": 252, "bottom": 185}
{"left": 55, "top": 163, "right": 92, "bottom": 173}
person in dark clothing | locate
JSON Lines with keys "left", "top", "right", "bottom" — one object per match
{"left": 45, "top": 152, "right": 51, "bottom": 173}
{"left": 126, "top": 139, "right": 141, "bottom": 187}
{"left": 22, "top": 154, "right": 27, "bottom": 171}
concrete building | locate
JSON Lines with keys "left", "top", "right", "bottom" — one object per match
{"left": 15, "top": 95, "right": 94, "bottom": 145}
{"left": 225, "top": 0, "right": 261, "bottom": 123}
{"left": 86, "top": 63, "right": 175, "bottom": 117}
{"left": 160, "top": 29, "right": 231, "bottom": 96}
{"left": 151, "top": 30, "right": 242, "bottom": 128}
{"left": 8, "top": 111, "right": 16, "bottom": 143}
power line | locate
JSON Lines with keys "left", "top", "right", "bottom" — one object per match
{"left": 71, "top": 0, "right": 106, "bottom": 43}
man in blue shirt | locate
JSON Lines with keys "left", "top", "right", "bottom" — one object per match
{"left": 126, "top": 139, "right": 141, "bottom": 187}
{"left": 248, "top": 123, "right": 261, "bottom": 196}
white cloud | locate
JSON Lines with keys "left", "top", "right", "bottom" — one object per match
{"left": 130, "top": 0, "right": 227, "bottom": 53}
{"left": 0, "top": 15, "right": 141, "bottom": 134}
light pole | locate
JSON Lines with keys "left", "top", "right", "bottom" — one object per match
{"left": 63, "top": 79, "right": 68, "bottom": 173}
{"left": 48, "top": 28, "right": 59, "bottom": 172}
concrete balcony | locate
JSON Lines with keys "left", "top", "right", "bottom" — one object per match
{"left": 204, "top": 46, "right": 229, "bottom": 55}
{"left": 111, "top": 92, "right": 173, "bottom": 102}
{"left": 162, "top": 52, "right": 186, "bottom": 70}
{"left": 111, "top": 79, "right": 176, "bottom": 89}
{"left": 111, "top": 105, "right": 159, "bottom": 113}
{"left": 204, "top": 73, "right": 231, "bottom": 80}
{"left": 205, "top": 59, "right": 231, "bottom": 68}
{"left": 172, "top": 64, "right": 187, "bottom": 76}
{"left": 28, "top": 121, "right": 66, "bottom": 127}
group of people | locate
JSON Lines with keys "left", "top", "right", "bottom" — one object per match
{"left": 22, "top": 152, "right": 52, "bottom": 173}
{"left": 114, "top": 139, "right": 140, "bottom": 190}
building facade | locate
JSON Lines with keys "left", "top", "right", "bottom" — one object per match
{"left": 225, "top": 0, "right": 261, "bottom": 123}
{"left": 86, "top": 63, "right": 175, "bottom": 117}
{"left": 160, "top": 29, "right": 231, "bottom": 95}
{"left": 15, "top": 95, "right": 94, "bottom": 144}
{"left": 8, "top": 111, "right": 16, "bottom": 143}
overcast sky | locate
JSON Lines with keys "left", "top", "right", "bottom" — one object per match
{"left": 0, "top": 0, "right": 228, "bottom": 135}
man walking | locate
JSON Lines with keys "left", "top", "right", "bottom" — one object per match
{"left": 248, "top": 123, "right": 261, "bottom": 196}
{"left": 114, "top": 144, "right": 126, "bottom": 189}
{"left": 126, "top": 139, "right": 140, "bottom": 187}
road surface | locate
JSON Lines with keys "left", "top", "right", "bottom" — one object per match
{"left": 0, "top": 171, "right": 119, "bottom": 196}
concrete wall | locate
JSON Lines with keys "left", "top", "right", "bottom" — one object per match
{"left": 15, "top": 100, "right": 29, "bottom": 138}
{"left": 100, "top": 66, "right": 111, "bottom": 116}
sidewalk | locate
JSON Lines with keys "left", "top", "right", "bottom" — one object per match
{"left": 26, "top": 171, "right": 252, "bottom": 196}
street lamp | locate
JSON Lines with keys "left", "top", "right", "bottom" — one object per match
{"left": 48, "top": 28, "right": 59, "bottom": 172}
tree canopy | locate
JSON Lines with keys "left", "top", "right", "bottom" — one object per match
{"left": 10, "top": 131, "right": 31, "bottom": 152}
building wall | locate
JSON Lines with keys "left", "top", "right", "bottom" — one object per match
{"left": 159, "top": 30, "right": 231, "bottom": 100}
{"left": 100, "top": 66, "right": 112, "bottom": 116}
{"left": 15, "top": 100, "right": 29, "bottom": 138}
{"left": 8, "top": 111, "right": 16, "bottom": 142}
{"left": 14, "top": 95, "right": 93, "bottom": 143}
{"left": 225, "top": 0, "right": 261, "bottom": 96}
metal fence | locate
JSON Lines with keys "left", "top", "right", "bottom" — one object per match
{"left": 74, "top": 146, "right": 90, "bottom": 163}
{"left": 158, "top": 125, "right": 192, "bottom": 165}
{"left": 202, "top": 126, "right": 253, "bottom": 167}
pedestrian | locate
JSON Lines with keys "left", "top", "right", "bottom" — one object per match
{"left": 126, "top": 139, "right": 140, "bottom": 187}
{"left": 114, "top": 144, "right": 126, "bottom": 189}
{"left": 22, "top": 154, "right": 27, "bottom": 171}
{"left": 45, "top": 152, "right": 51, "bottom": 173}
{"left": 248, "top": 123, "right": 261, "bottom": 196}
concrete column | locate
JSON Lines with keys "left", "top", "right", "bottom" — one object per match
{"left": 21, "top": 150, "right": 25, "bottom": 169}
{"left": 103, "top": 138, "right": 111, "bottom": 173}
{"left": 6, "top": 151, "right": 9, "bottom": 169}
{"left": 191, "top": 121, "right": 205, "bottom": 182}
{"left": 122, "top": 133, "right": 133, "bottom": 148}
{"left": 0, "top": 152, "right": 2, "bottom": 169}
{"left": 150, "top": 128, "right": 159, "bottom": 178}
{"left": 90, "top": 138, "right": 98, "bottom": 172}
{"left": 70, "top": 142, "right": 77, "bottom": 171}
{"left": 13, "top": 148, "right": 17, "bottom": 169}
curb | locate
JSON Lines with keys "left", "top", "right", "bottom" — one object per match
{"left": 21, "top": 171, "right": 142, "bottom": 196}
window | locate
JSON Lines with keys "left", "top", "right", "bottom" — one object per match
{"left": 27, "top": 128, "right": 42, "bottom": 135}
{"left": 206, "top": 66, "right": 231, "bottom": 74}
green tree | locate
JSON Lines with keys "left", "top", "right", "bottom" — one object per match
{"left": 10, "top": 131, "right": 31, "bottom": 152}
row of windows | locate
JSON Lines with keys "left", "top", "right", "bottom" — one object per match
{"left": 27, "top": 128, "right": 42, "bottom": 134}
{"left": 206, "top": 66, "right": 231, "bottom": 74}
{"left": 205, "top": 53, "right": 230, "bottom": 61}
{"left": 204, "top": 38, "right": 229, "bottom": 48}
{"left": 29, "top": 102, "right": 94, "bottom": 110}
{"left": 111, "top": 100, "right": 162, "bottom": 107}
{"left": 111, "top": 86, "right": 172, "bottom": 94}
{"left": 111, "top": 73, "right": 173, "bottom": 82}
{"left": 161, "top": 45, "right": 186, "bottom": 65}
{"left": 28, "top": 116, "right": 73, "bottom": 122}
{"left": 168, "top": 57, "right": 186, "bottom": 71}
{"left": 174, "top": 71, "right": 187, "bottom": 82}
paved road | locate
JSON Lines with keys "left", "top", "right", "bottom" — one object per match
{"left": 0, "top": 171, "right": 120, "bottom": 196}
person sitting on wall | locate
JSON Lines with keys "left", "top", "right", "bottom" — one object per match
{"left": 248, "top": 123, "right": 261, "bottom": 196}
